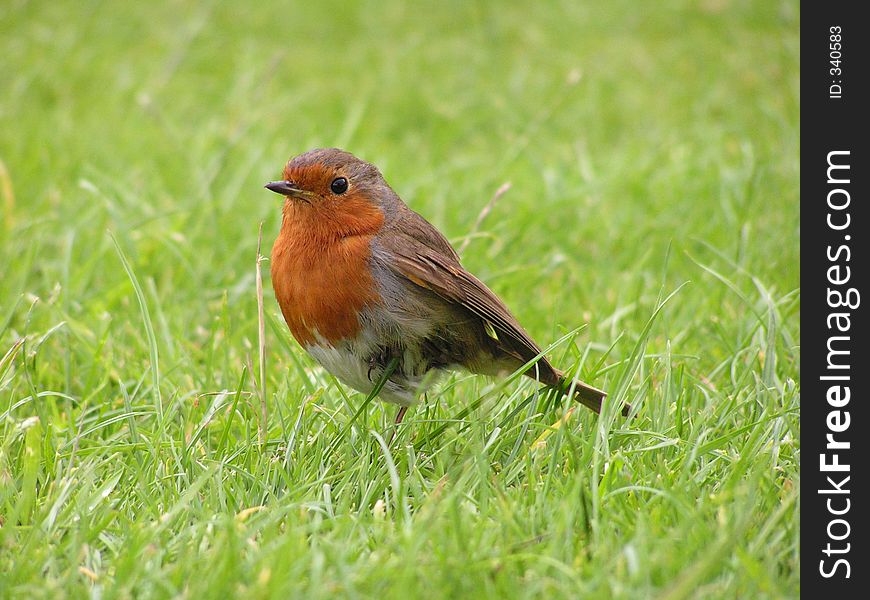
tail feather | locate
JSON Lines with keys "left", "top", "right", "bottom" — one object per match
{"left": 519, "top": 361, "right": 631, "bottom": 417}
{"left": 554, "top": 371, "right": 631, "bottom": 417}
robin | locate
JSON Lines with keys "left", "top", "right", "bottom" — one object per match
{"left": 266, "top": 148, "right": 629, "bottom": 430}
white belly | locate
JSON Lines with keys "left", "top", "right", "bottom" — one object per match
{"left": 305, "top": 342, "right": 432, "bottom": 406}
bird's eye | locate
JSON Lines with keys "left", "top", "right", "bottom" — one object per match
{"left": 330, "top": 177, "right": 348, "bottom": 195}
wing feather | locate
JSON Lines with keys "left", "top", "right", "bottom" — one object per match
{"left": 374, "top": 207, "right": 616, "bottom": 415}
{"left": 377, "top": 210, "right": 551, "bottom": 373}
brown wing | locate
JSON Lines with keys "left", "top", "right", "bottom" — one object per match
{"left": 377, "top": 207, "right": 615, "bottom": 415}
{"left": 378, "top": 208, "right": 559, "bottom": 381}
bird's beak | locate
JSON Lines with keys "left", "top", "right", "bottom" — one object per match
{"left": 264, "top": 180, "right": 308, "bottom": 199}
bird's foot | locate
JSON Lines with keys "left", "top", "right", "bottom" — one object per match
{"left": 366, "top": 346, "right": 395, "bottom": 383}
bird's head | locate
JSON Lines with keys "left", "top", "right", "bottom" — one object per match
{"left": 267, "top": 147, "right": 394, "bottom": 205}
{"left": 266, "top": 148, "right": 405, "bottom": 239}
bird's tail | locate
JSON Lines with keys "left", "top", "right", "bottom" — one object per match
{"left": 553, "top": 370, "right": 631, "bottom": 417}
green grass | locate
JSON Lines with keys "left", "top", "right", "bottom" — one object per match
{"left": 1, "top": 0, "right": 799, "bottom": 597}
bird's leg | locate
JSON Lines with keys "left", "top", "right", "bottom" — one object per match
{"left": 367, "top": 346, "right": 393, "bottom": 383}
{"left": 388, "top": 406, "right": 408, "bottom": 445}
{"left": 367, "top": 356, "right": 377, "bottom": 382}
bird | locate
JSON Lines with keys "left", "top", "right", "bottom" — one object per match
{"left": 265, "top": 148, "right": 629, "bottom": 432}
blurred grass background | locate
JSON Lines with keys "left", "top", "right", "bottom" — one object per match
{"left": 1, "top": 0, "right": 798, "bottom": 598}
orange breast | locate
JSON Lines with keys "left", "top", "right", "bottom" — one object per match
{"left": 270, "top": 197, "right": 385, "bottom": 347}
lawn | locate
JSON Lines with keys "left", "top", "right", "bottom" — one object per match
{"left": 1, "top": 1, "right": 799, "bottom": 598}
